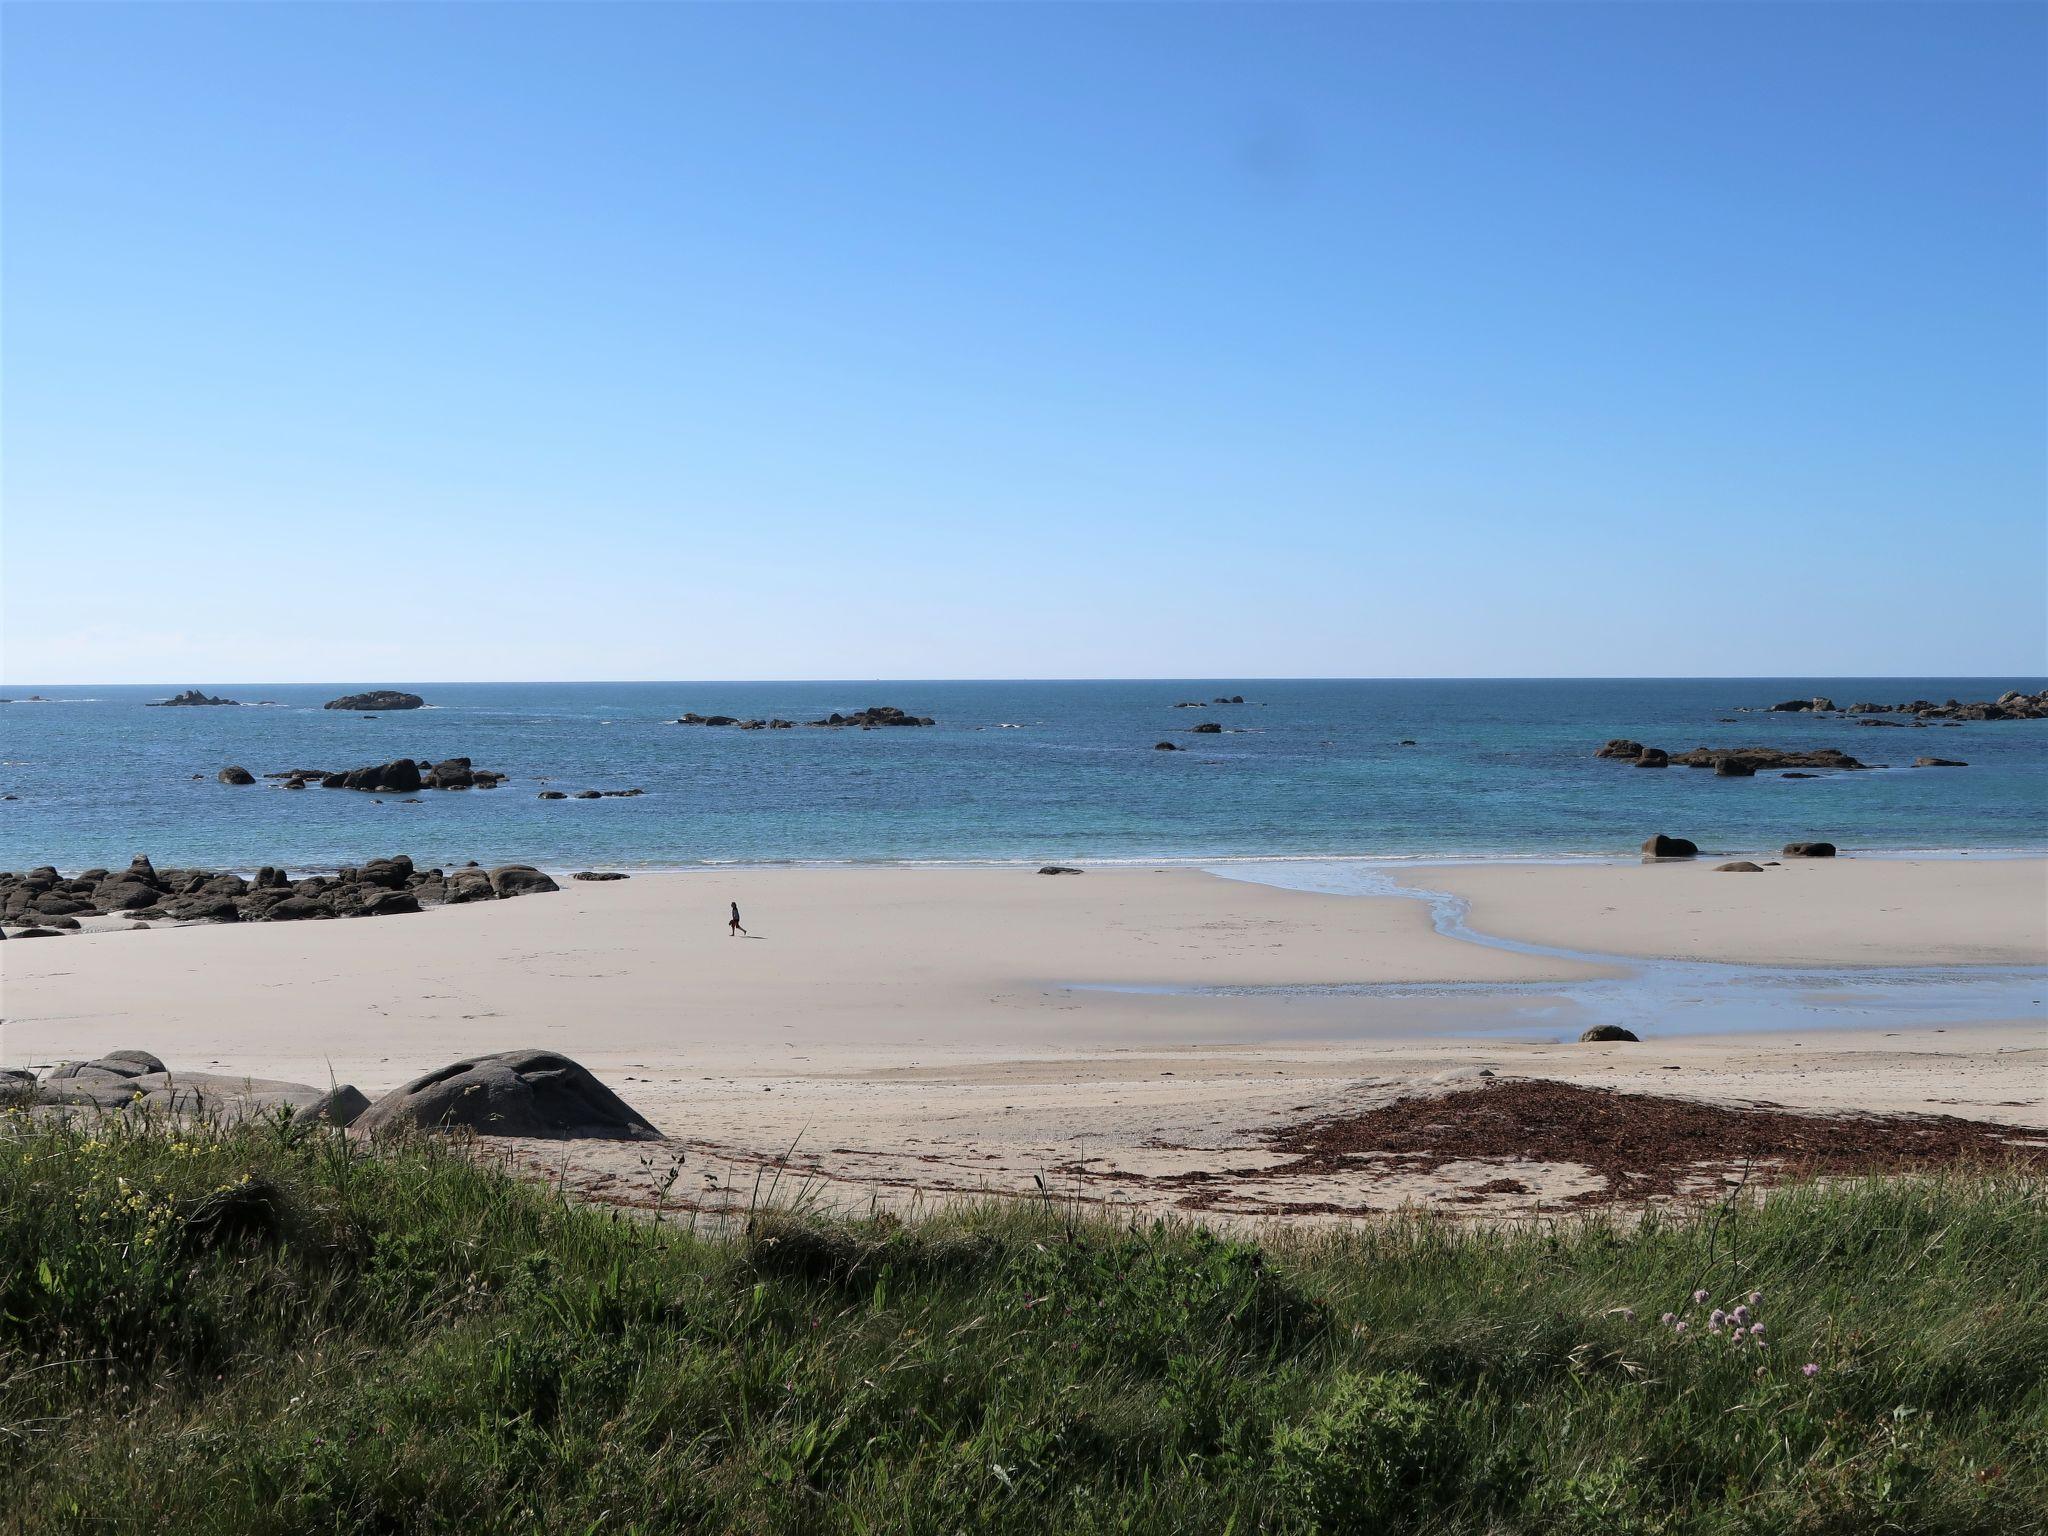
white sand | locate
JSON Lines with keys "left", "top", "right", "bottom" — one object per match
{"left": 6, "top": 860, "right": 2042, "bottom": 1222}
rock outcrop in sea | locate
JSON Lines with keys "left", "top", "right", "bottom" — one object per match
{"left": 150, "top": 690, "right": 241, "bottom": 707}
{"left": 1598, "top": 741, "right": 1868, "bottom": 775}
{"left": 675, "top": 705, "right": 934, "bottom": 728}
{"left": 324, "top": 691, "right": 426, "bottom": 712}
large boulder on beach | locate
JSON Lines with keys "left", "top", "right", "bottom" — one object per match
{"left": 488, "top": 865, "right": 559, "bottom": 898}
{"left": 356, "top": 1049, "right": 661, "bottom": 1140}
{"left": 1783, "top": 841, "right": 1837, "bottom": 858}
{"left": 324, "top": 691, "right": 425, "bottom": 712}
{"left": 1579, "top": 1025, "right": 1639, "bottom": 1043}
{"left": 1714, "top": 861, "right": 1765, "bottom": 873}
{"left": 1641, "top": 834, "right": 1698, "bottom": 859}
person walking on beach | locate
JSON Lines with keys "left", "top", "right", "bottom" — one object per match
{"left": 729, "top": 901, "right": 746, "bottom": 937}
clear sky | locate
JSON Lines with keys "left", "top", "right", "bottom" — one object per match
{"left": 4, "top": 2, "right": 2043, "bottom": 684}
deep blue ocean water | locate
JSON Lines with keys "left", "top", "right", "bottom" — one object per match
{"left": 3, "top": 679, "right": 2043, "bottom": 872}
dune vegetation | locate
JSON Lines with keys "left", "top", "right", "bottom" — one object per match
{"left": 1, "top": 1108, "right": 2041, "bottom": 1534}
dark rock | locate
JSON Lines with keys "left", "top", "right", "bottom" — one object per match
{"left": 539, "top": 790, "right": 567, "bottom": 799}
{"left": 572, "top": 871, "right": 630, "bottom": 881}
{"left": 1579, "top": 1026, "right": 1639, "bottom": 1042}
{"left": 1595, "top": 739, "right": 1644, "bottom": 760}
{"left": 164, "top": 895, "right": 241, "bottom": 923}
{"left": 359, "top": 889, "right": 422, "bottom": 917}
{"left": 1641, "top": 835, "right": 1698, "bottom": 858}
{"left": 1714, "top": 861, "right": 1765, "bottom": 872}
{"left": 150, "top": 690, "right": 240, "bottom": 707}
{"left": 1913, "top": 757, "right": 1968, "bottom": 768}
{"left": 1153, "top": 741, "right": 1180, "bottom": 751}
{"left": 1781, "top": 772, "right": 1818, "bottom": 779}
{"left": 442, "top": 869, "right": 497, "bottom": 904}
{"left": 324, "top": 691, "right": 425, "bottom": 712}
{"left": 805, "top": 706, "right": 935, "bottom": 728}
{"left": 489, "top": 865, "right": 559, "bottom": 899}
{"left": 1038, "top": 865, "right": 1084, "bottom": 875}
{"left": 331, "top": 759, "right": 423, "bottom": 794}
{"left": 1634, "top": 747, "right": 1669, "bottom": 768}
{"left": 1783, "top": 842, "right": 1837, "bottom": 858}
{"left": 1191, "top": 721, "right": 1223, "bottom": 734}
{"left": 218, "top": 765, "right": 256, "bottom": 785}
{"left": 356, "top": 856, "right": 415, "bottom": 889}
{"left": 1767, "top": 699, "right": 1815, "bottom": 712}
{"left": 291, "top": 1085, "right": 371, "bottom": 1130}
{"left": 1714, "top": 756, "right": 1757, "bottom": 777}
{"left": 425, "top": 757, "right": 475, "bottom": 789}
{"left": 1664, "top": 746, "right": 1868, "bottom": 773}
{"left": 355, "top": 1049, "right": 661, "bottom": 1140}
{"left": 260, "top": 894, "right": 334, "bottom": 922}
{"left": 574, "top": 790, "right": 602, "bottom": 799}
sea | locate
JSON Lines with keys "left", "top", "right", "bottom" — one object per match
{"left": 3, "top": 678, "right": 2043, "bottom": 874}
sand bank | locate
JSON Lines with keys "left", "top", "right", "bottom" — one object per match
{"left": 1400, "top": 855, "right": 2048, "bottom": 967}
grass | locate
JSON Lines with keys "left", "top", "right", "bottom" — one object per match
{"left": 1, "top": 1109, "right": 2042, "bottom": 1534}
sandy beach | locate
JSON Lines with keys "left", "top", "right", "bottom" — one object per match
{"left": 6, "top": 859, "right": 2043, "bottom": 1221}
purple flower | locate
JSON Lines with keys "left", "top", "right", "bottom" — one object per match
{"left": 1660, "top": 1312, "right": 1676, "bottom": 1325}
{"left": 1731, "top": 1305, "right": 1750, "bottom": 1326}
{"left": 1620, "top": 1307, "right": 1636, "bottom": 1321}
{"left": 1731, "top": 1326, "right": 1746, "bottom": 1340}
{"left": 1710, "top": 1309, "right": 1727, "bottom": 1330}
{"left": 1693, "top": 1290, "right": 1710, "bottom": 1304}
{"left": 1749, "top": 1323, "right": 1766, "bottom": 1340}
{"left": 1802, "top": 1363, "right": 1820, "bottom": 1378}
{"left": 1747, "top": 1291, "right": 1763, "bottom": 1305}
{"left": 1674, "top": 1321, "right": 1688, "bottom": 1335}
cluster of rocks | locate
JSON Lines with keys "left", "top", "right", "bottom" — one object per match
{"left": 1597, "top": 740, "right": 1869, "bottom": 776}
{"left": 1173, "top": 696, "right": 1247, "bottom": 708}
{"left": 538, "top": 788, "right": 645, "bottom": 800}
{"left": 216, "top": 757, "right": 508, "bottom": 793}
{"left": 0, "top": 854, "right": 559, "bottom": 935}
{"left": 324, "top": 691, "right": 426, "bottom": 712}
{"left": 1639, "top": 834, "right": 1835, "bottom": 864}
{"left": 150, "top": 690, "right": 241, "bottom": 707}
{"left": 1767, "top": 690, "right": 2045, "bottom": 722}
{"left": 8, "top": 1048, "right": 660, "bottom": 1142}
{"left": 675, "top": 705, "right": 934, "bottom": 729}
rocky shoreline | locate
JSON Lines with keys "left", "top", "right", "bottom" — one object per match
{"left": 0, "top": 854, "right": 564, "bottom": 936}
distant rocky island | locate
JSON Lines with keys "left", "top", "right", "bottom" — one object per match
{"left": 149, "top": 689, "right": 241, "bottom": 707}
{"left": 324, "top": 691, "right": 426, "bottom": 712}
{"left": 1761, "top": 689, "right": 2045, "bottom": 721}
{"left": 675, "top": 705, "right": 934, "bottom": 729}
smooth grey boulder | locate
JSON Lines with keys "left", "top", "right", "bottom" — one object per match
{"left": 356, "top": 1049, "right": 661, "bottom": 1140}
{"left": 50, "top": 1050, "right": 166, "bottom": 1081}
{"left": 1783, "top": 841, "right": 1837, "bottom": 858}
{"left": 291, "top": 1084, "right": 371, "bottom": 1130}
{"left": 1714, "top": 861, "right": 1765, "bottom": 872}
{"left": 218, "top": 765, "right": 256, "bottom": 785}
{"left": 1580, "top": 1025, "right": 1640, "bottom": 1043}
{"left": 1038, "top": 865, "right": 1084, "bottom": 875}
{"left": 488, "top": 865, "right": 559, "bottom": 898}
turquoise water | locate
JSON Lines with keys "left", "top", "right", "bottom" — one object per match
{"left": 2, "top": 678, "right": 2042, "bottom": 871}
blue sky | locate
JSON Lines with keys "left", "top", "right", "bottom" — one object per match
{"left": 4, "top": 2, "right": 2042, "bottom": 683}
